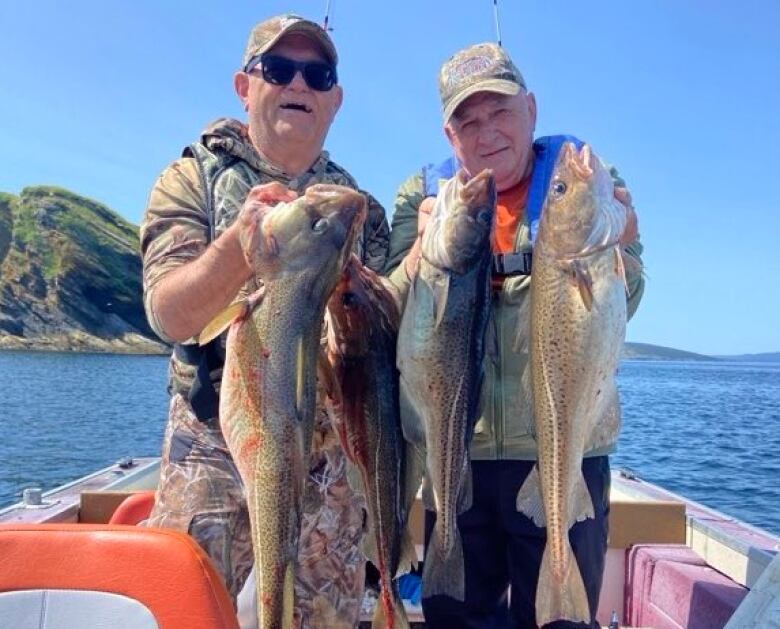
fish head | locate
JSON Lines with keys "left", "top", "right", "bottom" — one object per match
{"left": 424, "top": 168, "right": 496, "bottom": 273}
{"left": 327, "top": 257, "right": 372, "bottom": 359}
{"left": 538, "top": 143, "right": 627, "bottom": 258}
{"left": 327, "top": 255, "right": 399, "bottom": 359}
{"left": 256, "top": 184, "right": 366, "bottom": 280}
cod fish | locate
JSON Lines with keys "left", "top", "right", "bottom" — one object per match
{"left": 217, "top": 184, "right": 366, "bottom": 629}
{"left": 515, "top": 143, "right": 628, "bottom": 625}
{"left": 323, "top": 255, "right": 417, "bottom": 629}
{"left": 396, "top": 169, "right": 496, "bottom": 601}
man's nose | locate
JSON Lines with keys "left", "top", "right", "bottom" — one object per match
{"left": 476, "top": 122, "right": 500, "bottom": 148}
{"left": 287, "top": 69, "right": 309, "bottom": 90}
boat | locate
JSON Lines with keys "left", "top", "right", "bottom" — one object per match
{"left": 1, "top": 457, "right": 777, "bottom": 628}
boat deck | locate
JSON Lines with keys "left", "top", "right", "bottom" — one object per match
{"left": 1, "top": 461, "right": 777, "bottom": 627}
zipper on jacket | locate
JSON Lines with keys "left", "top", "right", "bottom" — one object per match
{"left": 498, "top": 211, "right": 530, "bottom": 459}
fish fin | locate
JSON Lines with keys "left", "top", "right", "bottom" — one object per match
{"left": 422, "top": 525, "right": 465, "bottom": 601}
{"left": 400, "top": 442, "right": 424, "bottom": 569}
{"left": 372, "top": 584, "right": 411, "bottom": 629}
{"left": 614, "top": 246, "right": 629, "bottom": 295}
{"left": 570, "top": 471, "right": 596, "bottom": 526}
{"left": 515, "top": 464, "right": 546, "bottom": 527}
{"left": 346, "top": 460, "right": 365, "bottom": 496}
{"left": 519, "top": 365, "right": 533, "bottom": 412}
{"left": 457, "top": 459, "right": 473, "bottom": 515}
{"left": 317, "top": 345, "right": 340, "bottom": 402}
{"left": 396, "top": 527, "right": 419, "bottom": 576}
{"left": 282, "top": 561, "right": 296, "bottom": 629}
{"left": 535, "top": 542, "right": 591, "bottom": 626}
{"left": 430, "top": 272, "right": 451, "bottom": 328}
{"left": 198, "top": 300, "right": 248, "bottom": 346}
{"left": 361, "top": 517, "right": 379, "bottom": 567}
{"left": 570, "top": 260, "right": 594, "bottom": 311}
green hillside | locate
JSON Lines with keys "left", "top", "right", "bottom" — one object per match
{"left": 0, "top": 186, "right": 166, "bottom": 353}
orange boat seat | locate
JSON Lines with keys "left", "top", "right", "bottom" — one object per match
{"left": 0, "top": 524, "right": 239, "bottom": 629}
{"left": 109, "top": 490, "right": 156, "bottom": 525}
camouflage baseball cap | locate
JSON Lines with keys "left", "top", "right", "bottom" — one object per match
{"left": 439, "top": 43, "right": 526, "bottom": 123}
{"left": 242, "top": 14, "right": 338, "bottom": 71}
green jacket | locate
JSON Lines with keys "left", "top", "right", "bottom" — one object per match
{"left": 385, "top": 169, "right": 645, "bottom": 461}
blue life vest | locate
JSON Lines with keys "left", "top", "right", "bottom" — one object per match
{"left": 421, "top": 134, "right": 584, "bottom": 275}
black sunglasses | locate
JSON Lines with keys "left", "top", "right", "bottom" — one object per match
{"left": 245, "top": 54, "right": 338, "bottom": 92}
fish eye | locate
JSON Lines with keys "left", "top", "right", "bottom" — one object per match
{"left": 476, "top": 209, "right": 492, "bottom": 225}
{"left": 550, "top": 180, "right": 567, "bottom": 198}
{"left": 312, "top": 217, "right": 329, "bottom": 233}
{"left": 341, "top": 292, "right": 358, "bottom": 308}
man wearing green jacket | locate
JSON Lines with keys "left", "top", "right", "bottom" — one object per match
{"left": 386, "top": 42, "right": 644, "bottom": 628}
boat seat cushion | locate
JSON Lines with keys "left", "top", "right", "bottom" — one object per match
{"left": 0, "top": 589, "right": 158, "bottom": 629}
{"left": 0, "top": 524, "right": 239, "bottom": 629}
{"left": 108, "top": 490, "right": 156, "bottom": 525}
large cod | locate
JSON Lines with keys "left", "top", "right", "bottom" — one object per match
{"left": 396, "top": 169, "right": 496, "bottom": 601}
{"left": 515, "top": 143, "right": 628, "bottom": 626}
{"left": 217, "top": 184, "right": 366, "bottom": 629}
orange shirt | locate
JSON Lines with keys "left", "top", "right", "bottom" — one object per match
{"left": 492, "top": 178, "right": 530, "bottom": 254}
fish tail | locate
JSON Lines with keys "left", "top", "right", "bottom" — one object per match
{"left": 396, "top": 527, "right": 419, "bottom": 576}
{"left": 371, "top": 583, "right": 410, "bottom": 629}
{"left": 282, "top": 561, "right": 295, "bottom": 629}
{"left": 422, "top": 524, "right": 465, "bottom": 601}
{"left": 535, "top": 542, "right": 591, "bottom": 626}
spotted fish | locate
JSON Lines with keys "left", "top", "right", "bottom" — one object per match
{"left": 218, "top": 184, "right": 366, "bottom": 629}
{"left": 515, "top": 143, "right": 628, "bottom": 625}
{"left": 396, "top": 169, "right": 496, "bottom": 601}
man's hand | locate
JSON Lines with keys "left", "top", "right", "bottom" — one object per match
{"left": 236, "top": 182, "right": 298, "bottom": 268}
{"left": 614, "top": 186, "right": 638, "bottom": 246}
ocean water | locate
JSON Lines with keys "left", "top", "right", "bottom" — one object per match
{"left": 0, "top": 352, "right": 778, "bottom": 536}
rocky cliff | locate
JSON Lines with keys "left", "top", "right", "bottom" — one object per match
{"left": 0, "top": 186, "right": 167, "bottom": 353}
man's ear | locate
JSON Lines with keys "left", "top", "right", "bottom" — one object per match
{"left": 234, "top": 72, "right": 250, "bottom": 111}
{"left": 444, "top": 122, "right": 455, "bottom": 145}
{"left": 526, "top": 91, "right": 537, "bottom": 132}
{"left": 330, "top": 84, "right": 344, "bottom": 117}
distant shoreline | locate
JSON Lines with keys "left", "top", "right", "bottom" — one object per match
{"left": 2, "top": 340, "right": 777, "bottom": 364}
{"left": 0, "top": 336, "right": 169, "bottom": 356}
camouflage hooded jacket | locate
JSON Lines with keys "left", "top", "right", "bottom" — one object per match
{"left": 140, "top": 118, "right": 390, "bottom": 407}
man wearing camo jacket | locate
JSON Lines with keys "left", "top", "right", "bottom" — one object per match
{"left": 140, "top": 14, "right": 388, "bottom": 628}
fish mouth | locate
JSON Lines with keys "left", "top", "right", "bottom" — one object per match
{"left": 563, "top": 143, "right": 594, "bottom": 180}
{"left": 280, "top": 100, "right": 313, "bottom": 114}
{"left": 304, "top": 185, "right": 367, "bottom": 231}
{"left": 459, "top": 168, "right": 496, "bottom": 209}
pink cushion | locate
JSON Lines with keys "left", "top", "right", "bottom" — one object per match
{"left": 645, "top": 560, "right": 748, "bottom": 628}
{"left": 625, "top": 544, "right": 706, "bottom": 626}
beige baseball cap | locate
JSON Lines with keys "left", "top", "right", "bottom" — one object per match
{"left": 439, "top": 42, "right": 526, "bottom": 123}
{"left": 242, "top": 14, "right": 338, "bottom": 71}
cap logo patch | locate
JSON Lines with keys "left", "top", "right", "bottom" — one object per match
{"left": 447, "top": 56, "right": 494, "bottom": 89}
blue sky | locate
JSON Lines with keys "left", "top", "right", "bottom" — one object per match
{"left": 1, "top": 1, "right": 778, "bottom": 355}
